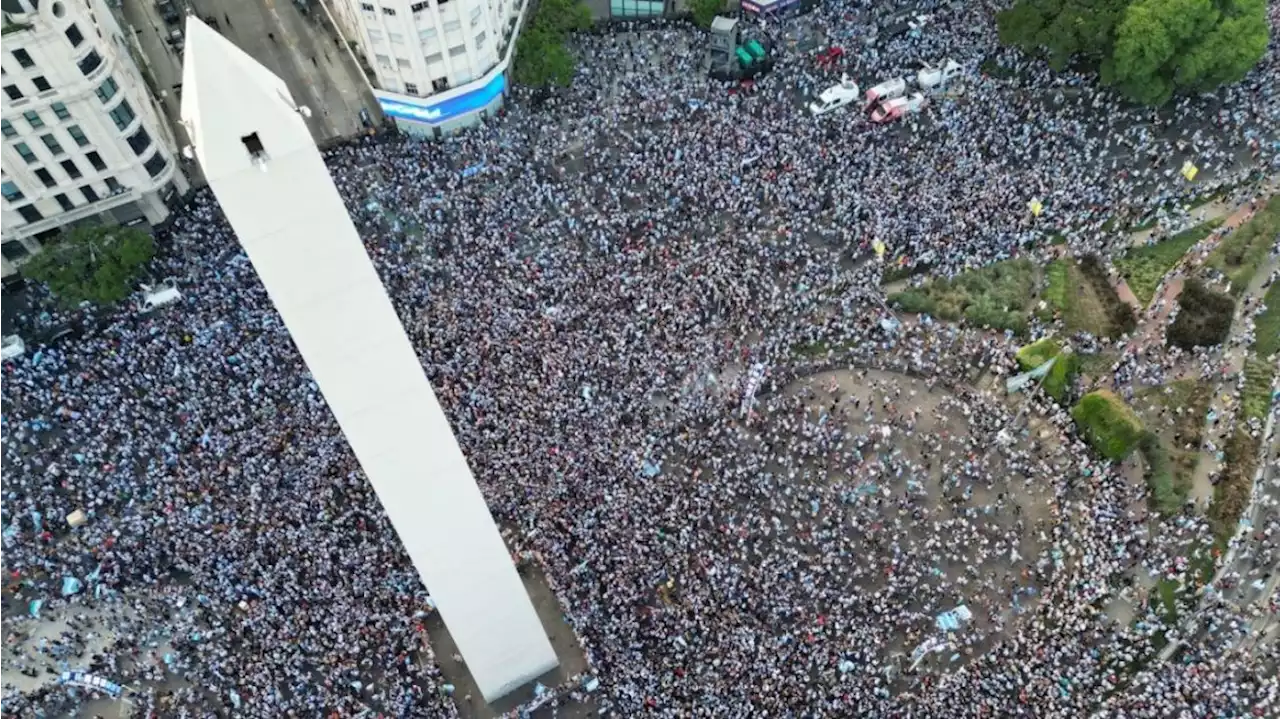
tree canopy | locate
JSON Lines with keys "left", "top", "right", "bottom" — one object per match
{"left": 996, "top": 0, "right": 1269, "bottom": 104}
{"left": 513, "top": 0, "right": 592, "bottom": 89}
{"left": 690, "top": 0, "right": 724, "bottom": 28}
{"left": 19, "top": 224, "right": 155, "bottom": 307}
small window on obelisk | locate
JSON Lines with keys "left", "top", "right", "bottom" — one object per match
{"left": 241, "top": 132, "right": 266, "bottom": 160}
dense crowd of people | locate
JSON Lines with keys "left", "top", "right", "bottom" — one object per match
{"left": 3, "top": 1, "right": 1279, "bottom": 716}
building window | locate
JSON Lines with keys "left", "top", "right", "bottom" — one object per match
{"left": 95, "top": 77, "right": 119, "bottom": 103}
{"left": 65, "top": 24, "right": 84, "bottom": 47}
{"left": 2, "top": 181, "right": 23, "bottom": 203}
{"left": 128, "top": 127, "right": 152, "bottom": 155}
{"left": 381, "top": 6, "right": 396, "bottom": 15}
{"left": 54, "top": 193, "right": 75, "bottom": 211}
{"left": 40, "top": 134, "right": 64, "bottom": 155}
{"left": 61, "top": 158, "right": 83, "bottom": 180}
{"left": 4, "top": 85, "right": 23, "bottom": 100}
{"left": 443, "top": 19, "right": 461, "bottom": 32}
{"left": 375, "top": 54, "right": 392, "bottom": 68}
{"left": 35, "top": 168, "right": 56, "bottom": 187}
{"left": 23, "top": 110, "right": 44, "bottom": 129}
{"left": 448, "top": 45, "right": 466, "bottom": 57}
{"left": 108, "top": 100, "right": 136, "bottom": 131}
{"left": 81, "top": 185, "right": 100, "bottom": 203}
{"left": 14, "top": 142, "right": 37, "bottom": 163}
{"left": 0, "top": 120, "right": 15, "bottom": 138}
{"left": 388, "top": 32, "right": 404, "bottom": 44}
{"left": 360, "top": 2, "right": 374, "bottom": 10}
{"left": 470, "top": 6, "right": 482, "bottom": 25}
{"left": 1, "top": 241, "right": 30, "bottom": 261}
{"left": 67, "top": 125, "right": 89, "bottom": 147}
{"left": 419, "top": 27, "right": 437, "bottom": 41}
{"left": 404, "top": 82, "right": 419, "bottom": 95}
{"left": 12, "top": 49, "right": 35, "bottom": 69}
{"left": 18, "top": 205, "right": 43, "bottom": 223}
{"left": 51, "top": 102, "right": 71, "bottom": 120}
{"left": 367, "top": 28, "right": 383, "bottom": 43}
{"left": 77, "top": 50, "right": 103, "bottom": 77}
{"left": 85, "top": 151, "right": 106, "bottom": 171}
{"left": 397, "top": 57, "right": 411, "bottom": 69}
{"left": 424, "top": 52, "right": 442, "bottom": 65}
{"left": 105, "top": 176, "right": 121, "bottom": 193}
{"left": 410, "top": 1, "right": 428, "bottom": 11}
{"left": 476, "top": 31, "right": 486, "bottom": 48}
{"left": 144, "top": 153, "right": 168, "bottom": 178}
{"left": 32, "top": 76, "right": 52, "bottom": 92}
{"left": 432, "top": 77, "right": 448, "bottom": 93}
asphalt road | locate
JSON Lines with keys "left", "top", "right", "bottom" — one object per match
{"left": 182, "top": 0, "right": 376, "bottom": 142}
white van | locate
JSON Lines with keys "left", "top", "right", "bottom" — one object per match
{"left": 137, "top": 280, "right": 183, "bottom": 313}
{"left": 1, "top": 335, "right": 25, "bottom": 361}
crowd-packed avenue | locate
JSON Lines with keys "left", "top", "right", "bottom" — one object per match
{"left": 3, "top": 1, "right": 1280, "bottom": 717}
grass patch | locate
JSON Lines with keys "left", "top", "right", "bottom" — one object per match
{"left": 1204, "top": 195, "right": 1280, "bottom": 296}
{"left": 1077, "top": 351, "right": 1119, "bottom": 378}
{"left": 1072, "top": 390, "right": 1145, "bottom": 460}
{"left": 1076, "top": 257, "right": 1137, "bottom": 338}
{"left": 1017, "top": 338, "right": 1061, "bottom": 371}
{"left": 1139, "top": 432, "right": 1190, "bottom": 515}
{"left": 1043, "top": 259, "right": 1069, "bottom": 314}
{"left": 1240, "top": 358, "right": 1276, "bottom": 423}
{"left": 1115, "top": 219, "right": 1223, "bottom": 307}
{"left": 1254, "top": 280, "right": 1280, "bottom": 359}
{"left": 889, "top": 258, "right": 1035, "bottom": 335}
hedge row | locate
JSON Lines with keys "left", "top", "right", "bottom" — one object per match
{"left": 1071, "top": 390, "right": 1145, "bottom": 460}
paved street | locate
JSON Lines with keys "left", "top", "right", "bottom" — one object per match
{"left": 146, "top": 0, "right": 376, "bottom": 143}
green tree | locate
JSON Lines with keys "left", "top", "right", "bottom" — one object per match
{"left": 996, "top": 0, "right": 1268, "bottom": 103}
{"left": 997, "top": 0, "right": 1127, "bottom": 70}
{"left": 20, "top": 224, "right": 155, "bottom": 307}
{"left": 690, "top": 0, "right": 723, "bottom": 28}
{"left": 513, "top": 0, "right": 591, "bottom": 88}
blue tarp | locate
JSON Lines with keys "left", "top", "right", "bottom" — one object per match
{"left": 61, "top": 576, "right": 83, "bottom": 596}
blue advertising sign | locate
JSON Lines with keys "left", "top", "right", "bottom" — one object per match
{"left": 377, "top": 72, "right": 507, "bottom": 126}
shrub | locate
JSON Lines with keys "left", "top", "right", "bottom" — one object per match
{"left": 889, "top": 290, "right": 937, "bottom": 315}
{"left": 1071, "top": 390, "right": 1145, "bottom": 460}
{"left": 1016, "top": 337, "right": 1062, "bottom": 371}
{"left": 1167, "top": 279, "right": 1235, "bottom": 349}
{"left": 1254, "top": 280, "right": 1280, "bottom": 359}
{"left": 1209, "top": 428, "right": 1260, "bottom": 541}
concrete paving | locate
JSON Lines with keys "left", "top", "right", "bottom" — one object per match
{"left": 182, "top": 0, "right": 376, "bottom": 142}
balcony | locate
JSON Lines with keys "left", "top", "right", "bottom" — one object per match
{"left": 8, "top": 186, "right": 139, "bottom": 239}
{"left": 1, "top": 14, "right": 32, "bottom": 35}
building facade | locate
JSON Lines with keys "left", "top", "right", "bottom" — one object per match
{"left": 1, "top": 0, "right": 188, "bottom": 279}
{"left": 330, "top": 0, "right": 526, "bottom": 136}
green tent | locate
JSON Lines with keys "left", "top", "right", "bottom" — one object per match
{"left": 745, "top": 40, "right": 766, "bottom": 60}
{"left": 735, "top": 47, "right": 753, "bottom": 67}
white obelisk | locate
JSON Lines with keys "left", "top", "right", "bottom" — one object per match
{"left": 180, "top": 18, "right": 557, "bottom": 701}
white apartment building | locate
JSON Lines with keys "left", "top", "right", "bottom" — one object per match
{"left": 1, "top": 0, "right": 188, "bottom": 279}
{"left": 332, "top": 0, "right": 526, "bottom": 136}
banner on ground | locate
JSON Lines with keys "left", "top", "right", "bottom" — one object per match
{"left": 58, "top": 671, "right": 124, "bottom": 697}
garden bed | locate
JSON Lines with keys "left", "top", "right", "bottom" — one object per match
{"left": 1115, "top": 218, "right": 1223, "bottom": 307}
{"left": 889, "top": 258, "right": 1036, "bottom": 334}
{"left": 1204, "top": 195, "right": 1280, "bottom": 296}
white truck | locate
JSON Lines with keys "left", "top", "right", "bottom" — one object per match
{"left": 809, "top": 77, "right": 861, "bottom": 116}
{"left": 870, "top": 93, "right": 927, "bottom": 123}
{"left": 864, "top": 78, "right": 907, "bottom": 107}
{"left": 917, "top": 59, "right": 963, "bottom": 92}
